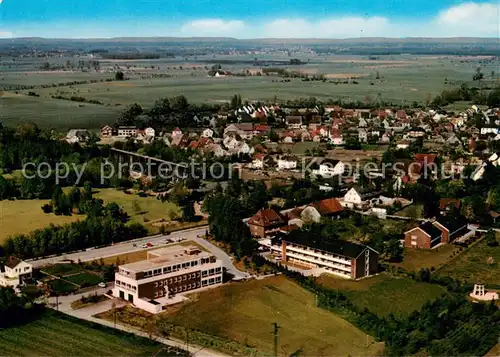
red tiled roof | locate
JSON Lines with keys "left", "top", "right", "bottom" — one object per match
{"left": 439, "top": 198, "right": 461, "bottom": 210}
{"left": 247, "top": 209, "right": 285, "bottom": 227}
{"left": 415, "top": 154, "right": 437, "bottom": 164}
{"left": 313, "top": 198, "right": 344, "bottom": 216}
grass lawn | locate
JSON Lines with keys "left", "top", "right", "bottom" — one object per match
{"left": 394, "top": 204, "right": 424, "bottom": 219}
{"left": 46, "top": 279, "right": 78, "bottom": 294}
{"left": 42, "top": 264, "right": 85, "bottom": 277}
{"left": 93, "top": 188, "right": 179, "bottom": 227}
{"left": 437, "top": 238, "right": 500, "bottom": 286}
{"left": 391, "top": 244, "right": 461, "bottom": 272}
{"left": 318, "top": 273, "right": 447, "bottom": 317}
{"left": 0, "top": 310, "right": 182, "bottom": 356}
{"left": 162, "top": 276, "right": 383, "bottom": 357}
{"left": 0, "top": 199, "right": 82, "bottom": 244}
{"left": 65, "top": 272, "right": 104, "bottom": 287}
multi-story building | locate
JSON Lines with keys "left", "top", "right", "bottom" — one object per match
{"left": 113, "top": 245, "right": 223, "bottom": 313}
{"left": 117, "top": 126, "right": 138, "bottom": 137}
{"left": 0, "top": 257, "right": 32, "bottom": 289}
{"left": 264, "top": 236, "right": 378, "bottom": 280}
{"left": 247, "top": 208, "right": 285, "bottom": 238}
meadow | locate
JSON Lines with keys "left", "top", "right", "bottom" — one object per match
{"left": 0, "top": 199, "right": 82, "bottom": 244}
{"left": 0, "top": 310, "right": 181, "bottom": 357}
{"left": 161, "top": 276, "right": 383, "bottom": 356}
{"left": 1, "top": 53, "right": 497, "bottom": 130}
{"left": 390, "top": 244, "right": 460, "bottom": 272}
{"left": 93, "top": 188, "right": 180, "bottom": 226}
{"left": 437, "top": 238, "right": 500, "bottom": 286}
{"left": 317, "top": 273, "right": 447, "bottom": 317}
{"left": 0, "top": 188, "right": 179, "bottom": 243}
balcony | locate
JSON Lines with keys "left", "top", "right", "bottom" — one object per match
{"left": 286, "top": 251, "right": 351, "bottom": 273}
{"left": 286, "top": 245, "right": 352, "bottom": 266}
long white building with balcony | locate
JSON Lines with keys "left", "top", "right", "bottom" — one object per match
{"left": 263, "top": 236, "right": 379, "bottom": 280}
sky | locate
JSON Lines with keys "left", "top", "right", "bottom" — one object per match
{"left": 0, "top": 0, "right": 498, "bottom": 39}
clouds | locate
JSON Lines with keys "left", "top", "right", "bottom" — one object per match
{"left": 435, "top": 2, "right": 500, "bottom": 36}
{"left": 181, "top": 19, "right": 245, "bottom": 37}
{"left": 260, "top": 17, "right": 390, "bottom": 38}
{"left": 177, "top": 2, "right": 499, "bottom": 38}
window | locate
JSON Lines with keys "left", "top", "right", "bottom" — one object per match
{"left": 159, "top": 281, "right": 163, "bottom": 287}
{"left": 169, "top": 278, "right": 173, "bottom": 284}
{"left": 209, "top": 269, "right": 214, "bottom": 275}
{"left": 155, "top": 282, "right": 158, "bottom": 287}
{"left": 215, "top": 267, "right": 222, "bottom": 273}
{"left": 183, "top": 275, "right": 187, "bottom": 281}
{"left": 197, "top": 272, "right": 201, "bottom": 277}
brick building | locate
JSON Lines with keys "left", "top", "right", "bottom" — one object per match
{"left": 247, "top": 208, "right": 285, "bottom": 238}
{"left": 404, "top": 216, "right": 467, "bottom": 249}
{"left": 113, "top": 245, "right": 223, "bottom": 313}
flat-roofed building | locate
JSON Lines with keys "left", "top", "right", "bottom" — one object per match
{"left": 113, "top": 245, "right": 223, "bottom": 313}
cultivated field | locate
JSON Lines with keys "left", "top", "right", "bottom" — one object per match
{"left": 0, "top": 199, "right": 82, "bottom": 244}
{"left": 1, "top": 53, "right": 498, "bottom": 130}
{"left": 162, "top": 276, "right": 383, "bottom": 356}
{"left": 0, "top": 310, "right": 179, "bottom": 357}
{"left": 318, "top": 273, "right": 447, "bottom": 317}
{"left": 437, "top": 238, "right": 500, "bottom": 286}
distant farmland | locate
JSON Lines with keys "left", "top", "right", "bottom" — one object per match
{"left": 1, "top": 52, "right": 498, "bottom": 130}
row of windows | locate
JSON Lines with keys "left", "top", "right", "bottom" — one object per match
{"left": 288, "top": 245, "right": 351, "bottom": 263}
{"left": 154, "top": 272, "right": 201, "bottom": 287}
{"left": 116, "top": 280, "right": 137, "bottom": 291}
{"left": 201, "top": 267, "right": 222, "bottom": 277}
{"left": 201, "top": 276, "right": 222, "bottom": 287}
{"left": 143, "top": 260, "right": 203, "bottom": 278}
{"left": 287, "top": 251, "right": 351, "bottom": 270}
{"left": 154, "top": 282, "right": 201, "bottom": 298}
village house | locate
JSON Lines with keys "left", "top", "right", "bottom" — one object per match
{"left": 251, "top": 153, "right": 265, "bottom": 169}
{"left": 0, "top": 257, "right": 33, "bottom": 290}
{"left": 277, "top": 156, "right": 297, "bottom": 171}
{"left": 118, "top": 126, "right": 138, "bottom": 138}
{"left": 358, "top": 128, "right": 368, "bottom": 143}
{"left": 311, "top": 159, "right": 345, "bottom": 178}
{"left": 404, "top": 216, "right": 467, "bottom": 249}
{"left": 172, "top": 127, "right": 183, "bottom": 138}
{"left": 285, "top": 115, "right": 303, "bottom": 129}
{"left": 247, "top": 208, "right": 286, "bottom": 238}
{"left": 100, "top": 125, "right": 114, "bottom": 137}
{"left": 66, "top": 129, "right": 91, "bottom": 144}
{"left": 201, "top": 128, "right": 214, "bottom": 138}
{"left": 144, "top": 127, "right": 155, "bottom": 138}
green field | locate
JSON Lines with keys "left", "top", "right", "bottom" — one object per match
{"left": 0, "top": 310, "right": 182, "bottom": 357}
{"left": 65, "top": 272, "right": 104, "bottom": 287}
{"left": 94, "top": 188, "right": 180, "bottom": 226}
{"left": 0, "top": 199, "right": 83, "bottom": 244}
{"left": 1, "top": 53, "right": 498, "bottom": 130}
{"left": 318, "top": 273, "right": 447, "bottom": 317}
{"left": 162, "top": 276, "right": 383, "bottom": 356}
{"left": 391, "top": 244, "right": 460, "bottom": 272}
{"left": 437, "top": 238, "right": 500, "bottom": 286}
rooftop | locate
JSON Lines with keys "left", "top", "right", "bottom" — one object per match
{"left": 282, "top": 232, "right": 374, "bottom": 259}
{"left": 120, "top": 245, "right": 212, "bottom": 273}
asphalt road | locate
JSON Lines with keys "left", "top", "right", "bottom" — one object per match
{"left": 29, "top": 225, "right": 250, "bottom": 280}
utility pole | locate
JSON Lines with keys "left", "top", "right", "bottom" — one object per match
{"left": 272, "top": 322, "right": 280, "bottom": 357}
{"left": 56, "top": 294, "right": 59, "bottom": 312}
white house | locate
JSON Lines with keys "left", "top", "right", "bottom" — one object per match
{"left": 340, "top": 188, "right": 368, "bottom": 209}
{"left": 312, "top": 160, "right": 345, "bottom": 178}
{"left": 396, "top": 140, "right": 410, "bottom": 150}
{"left": 201, "top": 128, "right": 214, "bottom": 138}
{"left": 358, "top": 118, "right": 368, "bottom": 127}
{"left": 252, "top": 154, "right": 265, "bottom": 169}
{"left": 144, "top": 127, "right": 155, "bottom": 138}
{"left": 277, "top": 157, "right": 297, "bottom": 171}
{"left": 118, "top": 126, "right": 138, "bottom": 138}
{"left": 300, "top": 206, "right": 322, "bottom": 224}
{"left": 66, "top": 129, "right": 91, "bottom": 144}
{"left": 223, "top": 136, "right": 240, "bottom": 150}
{"left": 481, "top": 126, "right": 500, "bottom": 135}
{"left": 172, "top": 127, "right": 183, "bottom": 138}
{"left": 358, "top": 129, "right": 368, "bottom": 143}
{"left": 0, "top": 257, "right": 32, "bottom": 290}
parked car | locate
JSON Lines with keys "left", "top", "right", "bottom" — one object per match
{"left": 98, "top": 282, "right": 106, "bottom": 288}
